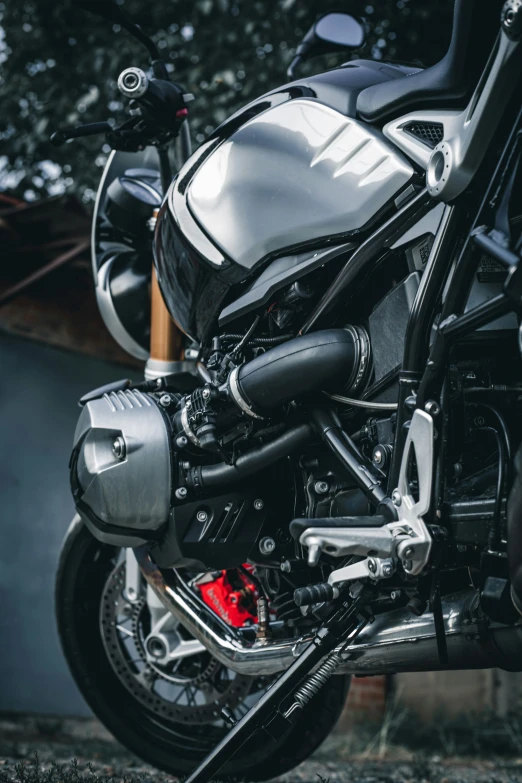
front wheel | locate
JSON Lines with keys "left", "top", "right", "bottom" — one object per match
{"left": 55, "top": 517, "right": 350, "bottom": 780}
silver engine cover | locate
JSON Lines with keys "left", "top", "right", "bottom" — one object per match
{"left": 72, "top": 389, "right": 171, "bottom": 546}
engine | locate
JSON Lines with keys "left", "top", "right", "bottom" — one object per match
{"left": 70, "top": 327, "right": 370, "bottom": 569}
{"left": 71, "top": 276, "right": 522, "bottom": 620}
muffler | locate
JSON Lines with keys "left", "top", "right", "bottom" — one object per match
{"left": 138, "top": 550, "right": 522, "bottom": 676}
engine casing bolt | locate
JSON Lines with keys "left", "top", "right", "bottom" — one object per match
{"left": 159, "top": 394, "right": 172, "bottom": 408}
{"left": 176, "top": 435, "right": 188, "bottom": 449}
{"left": 259, "top": 536, "right": 276, "bottom": 555}
{"left": 112, "top": 436, "right": 126, "bottom": 460}
{"left": 404, "top": 546, "right": 414, "bottom": 557}
{"left": 202, "top": 388, "right": 211, "bottom": 399}
{"left": 314, "top": 481, "right": 329, "bottom": 495}
{"left": 392, "top": 489, "right": 402, "bottom": 506}
{"left": 254, "top": 498, "right": 264, "bottom": 511}
{"left": 197, "top": 510, "right": 208, "bottom": 523}
{"left": 175, "top": 487, "right": 188, "bottom": 500}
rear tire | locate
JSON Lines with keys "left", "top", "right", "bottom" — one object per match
{"left": 55, "top": 516, "right": 350, "bottom": 780}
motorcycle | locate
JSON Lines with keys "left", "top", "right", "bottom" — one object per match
{"left": 53, "top": 0, "right": 522, "bottom": 780}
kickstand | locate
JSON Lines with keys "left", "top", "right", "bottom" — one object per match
{"left": 183, "top": 588, "right": 373, "bottom": 783}
{"left": 430, "top": 572, "right": 448, "bottom": 665}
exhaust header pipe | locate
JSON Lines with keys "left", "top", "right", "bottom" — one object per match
{"left": 138, "top": 551, "right": 522, "bottom": 677}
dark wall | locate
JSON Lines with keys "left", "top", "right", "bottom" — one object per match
{"left": 0, "top": 334, "right": 138, "bottom": 715}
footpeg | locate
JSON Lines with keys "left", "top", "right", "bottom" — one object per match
{"left": 294, "top": 410, "right": 435, "bottom": 583}
{"left": 294, "top": 583, "right": 339, "bottom": 607}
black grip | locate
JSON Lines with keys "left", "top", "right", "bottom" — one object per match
{"left": 294, "top": 583, "right": 336, "bottom": 607}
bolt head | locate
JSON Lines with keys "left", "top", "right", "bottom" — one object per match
{"left": 390, "top": 590, "right": 401, "bottom": 601}
{"left": 202, "top": 388, "right": 211, "bottom": 399}
{"left": 367, "top": 558, "right": 376, "bottom": 573}
{"left": 160, "top": 394, "right": 171, "bottom": 408}
{"left": 254, "top": 498, "right": 264, "bottom": 511}
{"left": 404, "top": 546, "right": 414, "bottom": 557}
{"left": 175, "top": 487, "right": 188, "bottom": 500}
{"left": 382, "top": 564, "right": 393, "bottom": 577}
{"left": 404, "top": 395, "right": 417, "bottom": 412}
{"left": 392, "top": 490, "right": 402, "bottom": 507}
{"left": 197, "top": 510, "right": 208, "bottom": 523}
{"left": 123, "top": 71, "right": 140, "bottom": 89}
{"left": 259, "top": 536, "right": 276, "bottom": 555}
{"left": 425, "top": 400, "right": 440, "bottom": 417}
{"left": 372, "top": 448, "right": 383, "bottom": 465}
{"left": 146, "top": 638, "right": 166, "bottom": 658}
{"left": 314, "top": 481, "right": 329, "bottom": 495}
{"left": 112, "top": 436, "right": 126, "bottom": 460}
{"left": 176, "top": 435, "right": 188, "bottom": 449}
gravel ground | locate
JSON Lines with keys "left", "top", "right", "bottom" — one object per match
{"left": 2, "top": 715, "right": 522, "bottom": 783}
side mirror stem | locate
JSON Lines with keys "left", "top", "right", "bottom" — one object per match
{"left": 287, "top": 55, "right": 302, "bottom": 80}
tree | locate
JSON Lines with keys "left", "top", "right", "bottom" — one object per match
{"left": 0, "top": 0, "right": 452, "bottom": 202}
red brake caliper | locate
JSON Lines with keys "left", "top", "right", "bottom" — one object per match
{"left": 197, "top": 566, "right": 259, "bottom": 627}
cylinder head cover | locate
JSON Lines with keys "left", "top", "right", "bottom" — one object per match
{"left": 71, "top": 389, "right": 171, "bottom": 545}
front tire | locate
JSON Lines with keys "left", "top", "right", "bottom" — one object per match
{"left": 55, "top": 516, "right": 350, "bottom": 780}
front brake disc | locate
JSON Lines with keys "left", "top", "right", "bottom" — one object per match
{"left": 100, "top": 561, "right": 254, "bottom": 724}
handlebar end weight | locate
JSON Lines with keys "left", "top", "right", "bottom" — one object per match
{"left": 50, "top": 131, "right": 67, "bottom": 147}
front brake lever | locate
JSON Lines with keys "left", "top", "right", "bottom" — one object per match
{"left": 50, "top": 121, "right": 112, "bottom": 147}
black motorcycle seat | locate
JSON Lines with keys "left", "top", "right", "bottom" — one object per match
{"left": 290, "top": 515, "right": 387, "bottom": 541}
{"left": 357, "top": 0, "right": 504, "bottom": 124}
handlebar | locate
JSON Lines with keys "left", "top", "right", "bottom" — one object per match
{"left": 50, "top": 68, "right": 192, "bottom": 152}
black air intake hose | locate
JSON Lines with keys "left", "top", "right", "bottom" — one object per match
{"left": 228, "top": 329, "right": 359, "bottom": 415}
{"left": 186, "top": 423, "right": 313, "bottom": 490}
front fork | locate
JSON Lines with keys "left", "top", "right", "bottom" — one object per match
{"left": 144, "top": 123, "right": 193, "bottom": 382}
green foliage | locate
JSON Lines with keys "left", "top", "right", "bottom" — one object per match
{"left": 0, "top": 0, "right": 452, "bottom": 202}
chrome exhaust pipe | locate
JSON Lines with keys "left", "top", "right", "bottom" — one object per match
{"left": 138, "top": 551, "right": 522, "bottom": 676}
{"left": 137, "top": 550, "right": 312, "bottom": 675}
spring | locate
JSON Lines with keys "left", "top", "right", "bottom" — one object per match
{"left": 293, "top": 651, "right": 344, "bottom": 708}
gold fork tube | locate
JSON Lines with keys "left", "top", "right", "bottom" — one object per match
{"left": 150, "top": 266, "right": 184, "bottom": 362}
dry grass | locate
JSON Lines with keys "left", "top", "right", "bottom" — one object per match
{"left": 4, "top": 715, "right": 522, "bottom": 783}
